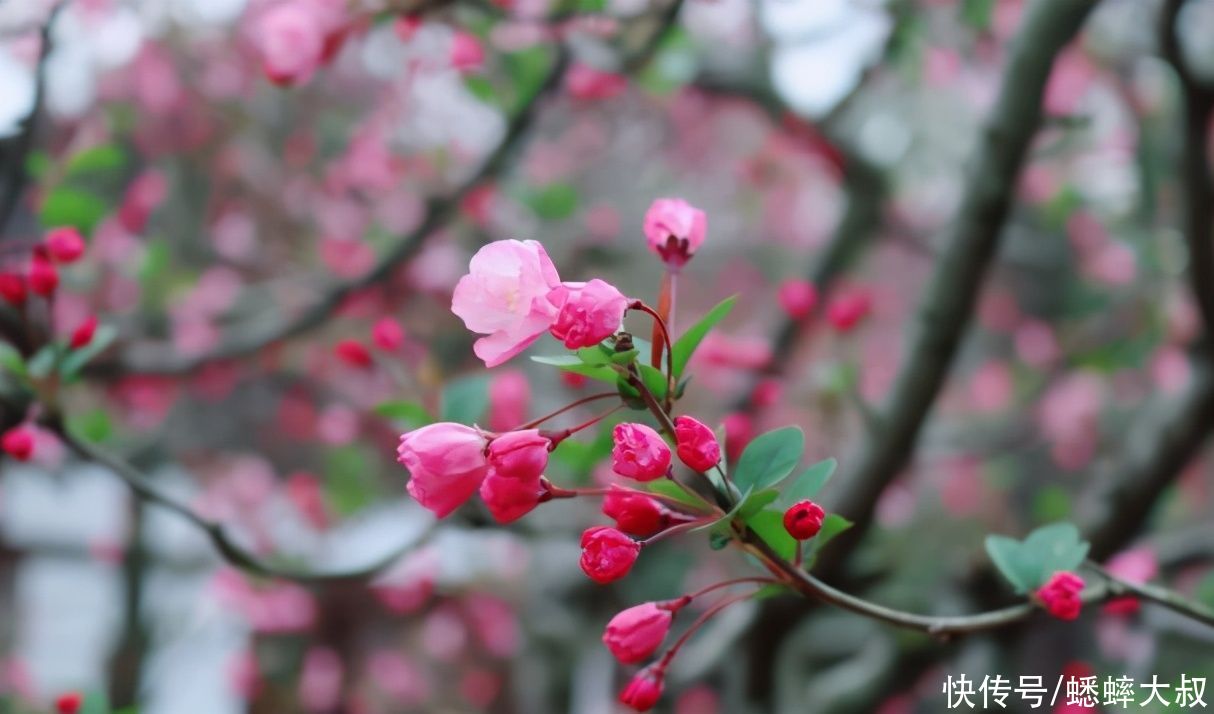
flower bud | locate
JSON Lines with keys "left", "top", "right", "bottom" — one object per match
{"left": 603, "top": 485, "right": 664, "bottom": 537}
{"left": 643, "top": 198, "right": 706, "bottom": 269}
{"left": 777, "top": 279, "right": 818, "bottom": 319}
{"left": 70, "top": 316, "right": 98, "bottom": 349}
{"left": 611, "top": 423, "right": 671, "bottom": 481}
{"left": 826, "top": 289, "right": 872, "bottom": 333}
{"left": 603, "top": 601, "right": 679, "bottom": 664}
{"left": 2, "top": 427, "right": 34, "bottom": 461}
{"left": 486, "top": 429, "right": 550, "bottom": 481}
{"left": 479, "top": 471, "right": 544, "bottom": 524}
{"left": 28, "top": 256, "right": 58, "bottom": 297}
{"left": 371, "top": 317, "right": 405, "bottom": 351}
{"left": 546, "top": 279, "right": 628, "bottom": 350}
{"left": 783, "top": 500, "right": 825, "bottom": 540}
{"left": 55, "top": 692, "right": 83, "bottom": 714}
{"left": 334, "top": 339, "right": 374, "bottom": 368}
{"left": 487, "top": 370, "right": 530, "bottom": 432}
{"left": 398, "top": 423, "right": 489, "bottom": 517}
{"left": 673, "top": 416, "right": 720, "bottom": 472}
{"left": 44, "top": 227, "right": 86, "bottom": 263}
{"left": 1036, "top": 571, "right": 1084, "bottom": 621}
{"left": 0, "top": 273, "right": 27, "bottom": 306}
{"left": 579, "top": 526, "right": 640, "bottom": 584}
{"left": 619, "top": 665, "right": 665, "bottom": 712}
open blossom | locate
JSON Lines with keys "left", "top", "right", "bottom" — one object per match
{"left": 603, "top": 602, "right": 679, "bottom": 664}
{"left": 673, "top": 416, "right": 720, "bottom": 472}
{"left": 451, "top": 240, "right": 561, "bottom": 367}
{"left": 44, "top": 227, "right": 86, "bottom": 263}
{"left": 603, "top": 485, "right": 665, "bottom": 537}
{"left": 257, "top": 0, "right": 347, "bottom": 86}
{"left": 643, "top": 198, "right": 706, "bottom": 269}
{"left": 547, "top": 279, "right": 629, "bottom": 350}
{"left": 479, "top": 471, "right": 544, "bottom": 524}
{"left": 1036, "top": 571, "right": 1084, "bottom": 621}
{"left": 611, "top": 423, "right": 671, "bottom": 481}
{"left": 398, "top": 423, "right": 489, "bottom": 518}
{"left": 580, "top": 526, "right": 641, "bottom": 584}
{"left": 619, "top": 666, "right": 665, "bottom": 712}
{"left": 486, "top": 429, "right": 550, "bottom": 481}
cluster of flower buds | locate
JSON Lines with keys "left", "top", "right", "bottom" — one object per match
{"left": 1036, "top": 571, "right": 1085, "bottom": 620}
{"left": 0, "top": 226, "right": 86, "bottom": 307}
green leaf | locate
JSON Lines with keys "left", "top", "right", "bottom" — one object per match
{"left": 610, "top": 348, "right": 639, "bottom": 366}
{"left": 60, "top": 325, "right": 118, "bottom": 379}
{"left": 984, "top": 523, "right": 1090, "bottom": 594}
{"left": 577, "top": 346, "right": 611, "bottom": 366}
{"left": 526, "top": 182, "right": 579, "bottom": 220}
{"left": 779, "top": 458, "right": 837, "bottom": 507}
{"left": 27, "top": 345, "right": 58, "bottom": 379}
{"left": 66, "top": 144, "right": 126, "bottom": 176}
{"left": 463, "top": 75, "right": 498, "bottom": 106}
{"left": 374, "top": 400, "right": 431, "bottom": 427}
{"left": 985, "top": 535, "right": 1039, "bottom": 595}
{"left": 441, "top": 374, "right": 490, "bottom": 424}
{"left": 325, "top": 445, "right": 377, "bottom": 516}
{"left": 961, "top": 0, "right": 996, "bottom": 29}
{"left": 804, "top": 513, "right": 853, "bottom": 566}
{"left": 0, "top": 342, "right": 26, "bottom": 378}
{"left": 752, "top": 583, "right": 790, "bottom": 600}
{"left": 40, "top": 187, "right": 108, "bottom": 233}
{"left": 733, "top": 426, "right": 804, "bottom": 493}
{"left": 68, "top": 409, "right": 113, "bottom": 443}
{"left": 671, "top": 295, "right": 736, "bottom": 378}
{"left": 746, "top": 509, "right": 799, "bottom": 561}
{"left": 531, "top": 355, "right": 618, "bottom": 383}
{"left": 637, "top": 363, "right": 668, "bottom": 401}
{"left": 738, "top": 489, "right": 780, "bottom": 520}
{"left": 647, "top": 478, "right": 706, "bottom": 510}
{"left": 696, "top": 486, "right": 753, "bottom": 535}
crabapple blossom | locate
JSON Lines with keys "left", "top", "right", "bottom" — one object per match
{"left": 566, "top": 63, "right": 628, "bottom": 101}
{"left": 673, "top": 416, "right": 720, "bottom": 472}
{"left": 1036, "top": 571, "right": 1084, "bottom": 621}
{"left": 55, "top": 693, "right": 83, "bottom": 714}
{"left": 451, "top": 240, "right": 562, "bottom": 367}
{"left": 643, "top": 198, "right": 707, "bottom": 269}
{"left": 479, "top": 471, "right": 544, "bottom": 524}
{"left": 487, "top": 370, "right": 530, "bottom": 432}
{"left": 580, "top": 526, "right": 641, "bottom": 584}
{"left": 372, "top": 317, "right": 405, "bottom": 351}
{"left": 2, "top": 427, "right": 34, "bottom": 461}
{"left": 619, "top": 665, "right": 665, "bottom": 712}
{"left": 397, "top": 423, "right": 489, "bottom": 518}
{"left": 334, "top": 339, "right": 374, "bottom": 368}
{"left": 777, "top": 279, "right": 818, "bottom": 319}
{"left": 44, "top": 227, "right": 86, "bottom": 263}
{"left": 611, "top": 423, "right": 671, "bottom": 481}
{"left": 826, "top": 289, "right": 872, "bottom": 332}
{"left": 547, "top": 279, "right": 629, "bottom": 349}
{"left": 602, "top": 601, "right": 680, "bottom": 664}
{"left": 0, "top": 273, "right": 25, "bottom": 306}
{"left": 783, "top": 500, "right": 825, "bottom": 540}
{"left": 70, "top": 316, "right": 98, "bottom": 349}
{"left": 602, "top": 485, "right": 665, "bottom": 537}
{"left": 27, "top": 256, "right": 58, "bottom": 297}
{"left": 485, "top": 429, "right": 550, "bottom": 481}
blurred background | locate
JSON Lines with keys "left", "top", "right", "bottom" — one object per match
{"left": 0, "top": 0, "right": 1213, "bottom": 712}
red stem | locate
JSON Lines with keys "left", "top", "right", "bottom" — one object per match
{"left": 515, "top": 391, "right": 618, "bottom": 431}
{"left": 659, "top": 592, "right": 757, "bottom": 667}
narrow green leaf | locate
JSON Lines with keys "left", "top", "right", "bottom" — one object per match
{"left": 733, "top": 426, "right": 804, "bottom": 493}
{"left": 779, "top": 458, "right": 837, "bottom": 507}
{"left": 577, "top": 346, "right": 610, "bottom": 366}
{"left": 531, "top": 354, "right": 618, "bottom": 382}
{"left": 671, "top": 295, "right": 737, "bottom": 378}
{"left": 0, "top": 342, "right": 26, "bottom": 378}
{"left": 695, "top": 486, "right": 753, "bottom": 534}
{"left": 65, "top": 144, "right": 126, "bottom": 176}
{"left": 637, "top": 363, "right": 668, "bottom": 401}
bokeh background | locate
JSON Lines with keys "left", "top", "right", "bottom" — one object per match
{"left": 0, "top": 0, "right": 1213, "bottom": 712}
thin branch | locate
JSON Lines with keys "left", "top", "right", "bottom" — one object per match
{"left": 826, "top": 0, "right": 1103, "bottom": 559}
{"left": 51, "top": 422, "right": 431, "bottom": 583}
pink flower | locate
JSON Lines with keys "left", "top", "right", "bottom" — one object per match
{"left": 398, "top": 423, "right": 489, "bottom": 517}
{"left": 721, "top": 412, "right": 753, "bottom": 462}
{"left": 547, "top": 279, "right": 629, "bottom": 349}
{"left": 777, "top": 279, "right": 818, "bottom": 319}
{"left": 449, "top": 32, "right": 484, "bottom": 72}
{"left": 826, "top": 289, "right": 872, "bottom": 332}
{"left": 451, "top": 240, "right": 562, "bottom": 367}
{"left": 783, "top": 500, "right": 825, "bottom": 540}
{"left": 579, "top": 526, "right": 640, "bottom": 584}
{"left": 566, "top": 63, "right": 628, "bottom": 100}
{"left": 673, "top": 416, "right": 720, "bottom": 472}
{"left": 643, "top": 198, "right": 707, "bottom": 269}
{"left": 479, "top": 471, "right": 544, "bottom": 524}
{"left": 0, "top": 273, "right": 26, "bottom": 306}
{"left": 2, "top": 427, "right": 34, "bottom": 462}
{"left": 486, "top": 429, "right": 550, "bottom": 481}
{"left": 611, "top": 423, "right": 671, "bottom": 481}
{"left": 619, "top": 665, "right": 665, "bottom": 712}
{"left": 372, "top": 318, "right": 405, "bottom": 351}
{"left": 603, "top": 485, "right": 665, "bottom": 537}
{"left": 1036, "top": 571, "right": 1084, "bottom": 621}
{"left": 28, "top": 256, "right": 58, "bottom": 297}
{"left": 70, "top": 316, "right": 98, "bottom": 349}
{"left": 603, "top": 602, "right": 679, "bottom": 664}
{"left": 257, "top": 2, "right": 326, "bottom": 86}
{"left": 487, "top": 370, "right": 530, "bottom": 432}
{"left": 334, "top": 339, "right": 374, "bottom": 368}
{"left": 44, "top": 227, "right": 86, "bottom": 263}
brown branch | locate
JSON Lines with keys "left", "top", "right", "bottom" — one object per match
{"left": 824, "top": 0, "right": 1103, "bottom": 563}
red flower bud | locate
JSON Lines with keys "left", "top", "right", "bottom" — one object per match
{"left": 27, "top": 256, "right": 58, "bottom": 297}
{"left": 0, "top": 273, "right": 27, "bottom": 306}
{"left": 603, "top": 601, "right": 679, "bottom": 664}
{"left": 44, "top": 227, "right": 86, "bottom": 263}
{"left": 611, "top": 423, "right": 671, "bottom": 481}
{"left": 479, "top": 471, "right": 544, "bottom": 524}
{"left": 70, "top": 316, "right": 98, "bottom": 349}
{"left": 486, "top": 429, "right": 550, "bottom": 481}
{"left": 579, "top": 526, "right": 640, "bottom": 584}
{"left": 2, "top": 427, "right": 34, "bottom": 461}
{"left": 1036, "top": 571, "right": 1084, "bottom": 621}
{"left": 55, "top": 692, "right": 83, "bottom": 714}
{"left": 602, "top": 485, "right": 665, "bottom": 537}
{"left": 619, "top": 665, "right": 665, "bottom": 712}
{"left": 783, "top": 500, "right": 825, "bottom": 540}
{"left": 372, "top": 317, "right": 405, "bottom": 351}
{"left": 334, "top": 339, "right": 373, "bottom": 368}
{"left": 826, "top": 289, "right": 872, "bottom": 333}
{"left": 673, "top": 415, "right": 720, "bottom": 472}
{"left": 777, "top": 279, "right": 818, "bottom": 319}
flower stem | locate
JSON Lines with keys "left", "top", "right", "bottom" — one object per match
{"left": 515, "top": 391, "right": 618, "bottom": 431}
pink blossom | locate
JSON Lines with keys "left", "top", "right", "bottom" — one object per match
{"left": 777, "top": 279, "right": 818, "bottom": 319}
{"left": 398, "top": 423, "right": 490, "bottom": 517}
{"left": 44, "top": 227, "right": 86, "bottom": 263}
{"left": 721, "top": 412, "right": 753, "bottom": 462}
{"left": 480, "top": 470, "right": 544, "bottom": 523}
{"left": 486, "top": 429, "right": 550, "bottom": 481}
{"left": 783, "top": 500, "right": 825, "bottom": 540}
{"left": 451, "top": 240, "right": 562, "bottom": 367}
{"left": 619, "top": 665, "right": 665, "bottom": 712}
{"left": 643, "top": 198, "right": 707, "bottom": 268}
{"left": 488, "top": 370, "right": 530, "bottom": 432}
{"left": 826, "top": 289, "right": 872, "bottom": 332}
{"left": 299, "top": 647, "right": 342, "bottom": 712}
{"left": 257, "top": 2, "right": 327, "bottom": 86}
{"left": 547, "top": 279, "right": 629, "bottom": 349}
{"left": 1036, "top": 571, "right": 1084, "bottom": 621}
{"left": 580, "top": 526, "right": 640, "bottom": 584}
{"left": 602, "top": 485, "right": 665, "bottom": 537}
{"left": 602, "top": 602, "right": 678, "bottom": 664}
{"left": 674, "top": 415, "right": 721, "bottom": 472}
{"left": 449, "top": 32, "right": 484, "bottom": 72}
{"left": 372, "top": 317, "right": 405, "bottom": 351}
{"left": 566, "top": 63, "right": 628, "bottom": 100}
{"left": 611, "top": 423, "right": 671, "bottom": 481}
